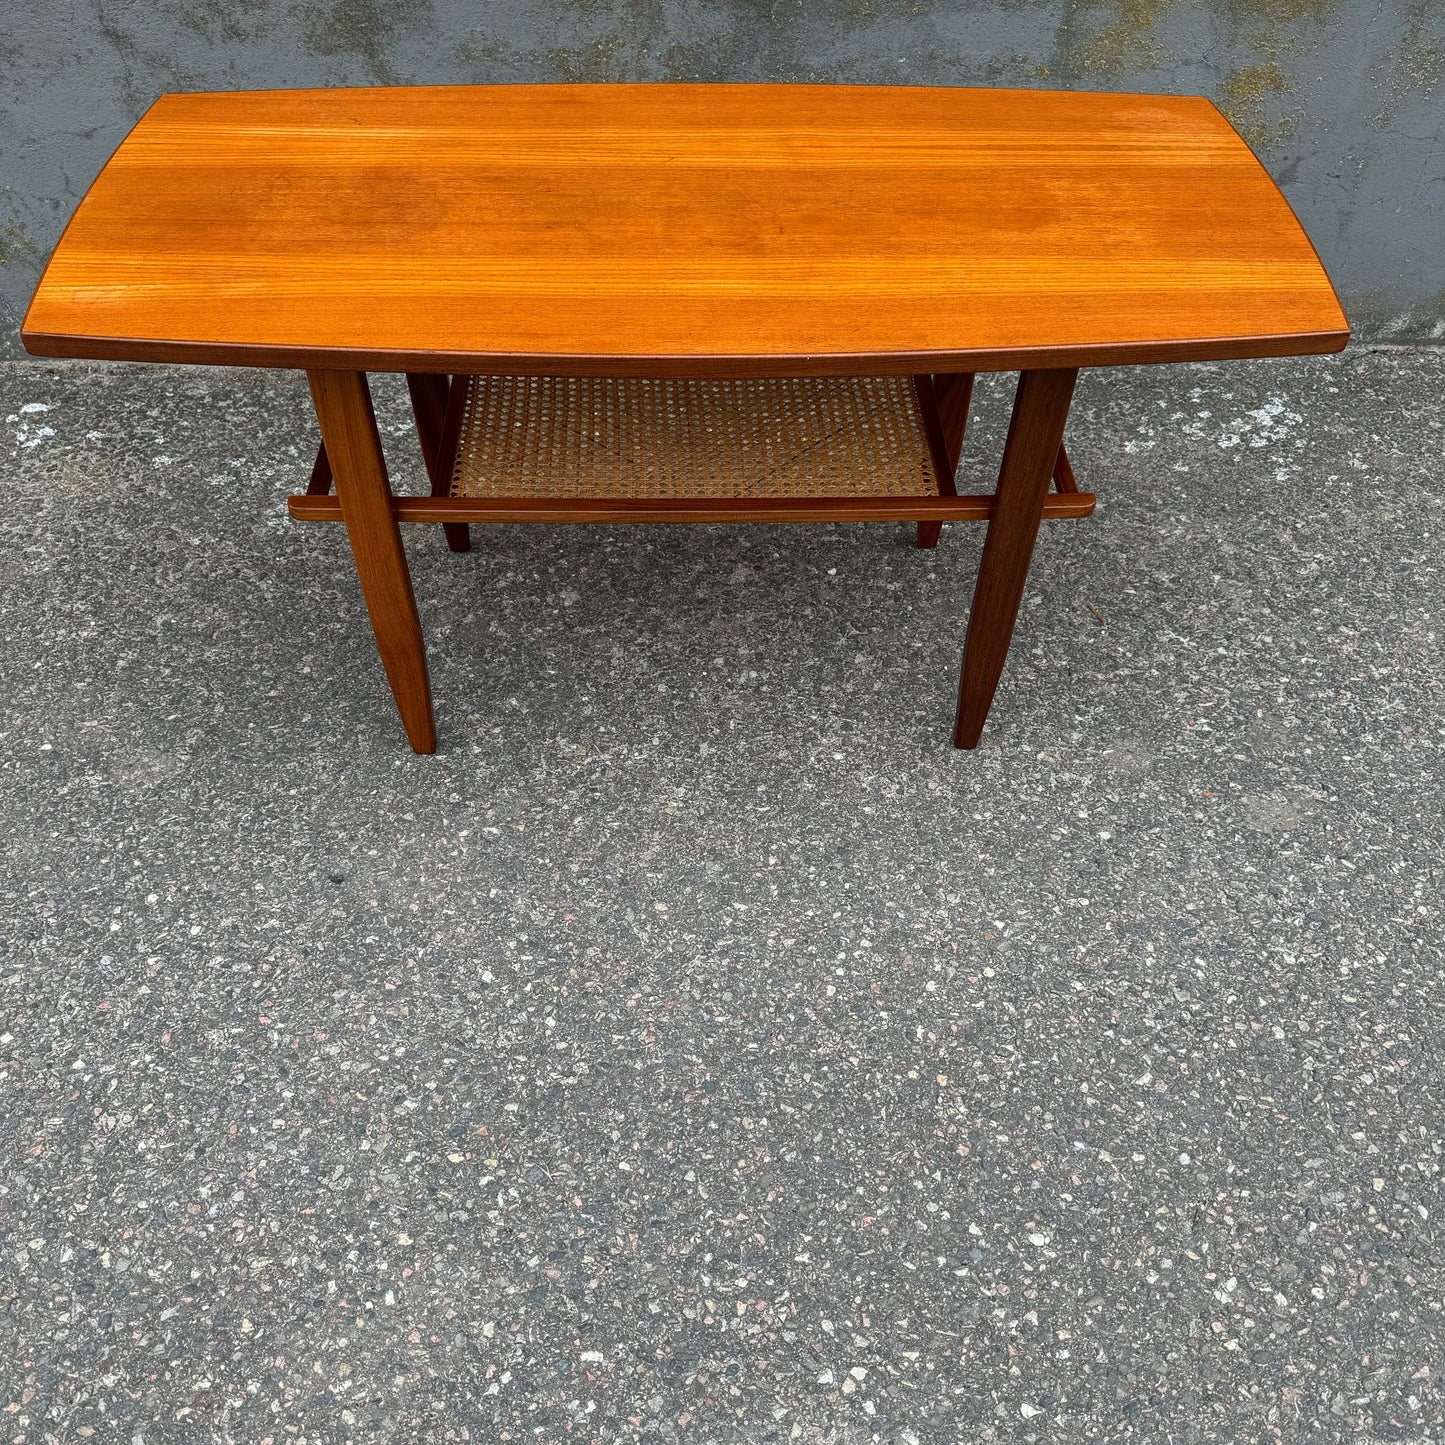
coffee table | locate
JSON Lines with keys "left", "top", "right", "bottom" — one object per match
{"left": 21, "top": 84, "right": 1348, "bottom": 754}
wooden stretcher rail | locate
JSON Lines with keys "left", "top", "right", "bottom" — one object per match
{"left": 287, "top": 492, "right": 1097, "bottom": 526}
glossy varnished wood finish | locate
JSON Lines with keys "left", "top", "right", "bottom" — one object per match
{"left": 934, "top": 373, "right": 975, "bottom": 474}
{"left": 954, "top": 368, "right": 1079, "bottom": 750}
{"left": 436, "top": 377, "right": 473, "bottom": 553}
{"left": 406, "top": 372, "right": 450, "bottom": 474}
{"left": 23, "top": 85, "right": 1348, "bottom": 374}
{"left": 308, "top": 369, "right": 436, "bottom": 754}
{"left": 286, "top": 489, "right": 1098, "bottom": 526}
{"left": 406, "top": 372, "right": 471, "bottom": 552}
{"left": 917, "top": 371, "right": 974, "bottom": 548}
{"left": 912, "top": 375, "right": 963, "bottom": 498}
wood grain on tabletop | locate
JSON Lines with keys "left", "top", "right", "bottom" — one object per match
{"left": 22, "top": 84, "right": 1349, "bottom": 373}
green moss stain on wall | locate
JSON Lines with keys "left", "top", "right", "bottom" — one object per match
{"left": 1210, "top": 0, "right": 1337, "bottom": 154}
{"left": 1223, "top": 0, "right": 1330, "bottom": 22}
{"left": 1057, "top": 0, "right": 1176, "bottom": 78}
{"left": 541, "top": 0, "right": 663, "bottom": 82}
{"left": 1218, "top": 60, "right": 1295, "bottom": 151}
{"left": 1394, "top": 36, "right": 1440, "bottom": 91}
{"left": 546, "top": 28, "right": 632, "bottom": 82}
{"left": 175, "top": 0, "right": 276, "bottom": 48}
{"left": 0, "top": 218, "right": 41, "bottom": 274}
{"left": 1382, "top": 3, "right": 1442, "bottom": 113}
{"left": 303, "top": 0, "right": 430, "bottom": 84}
{"left": 831, "top": 0, "right": 934, "bottom": 37}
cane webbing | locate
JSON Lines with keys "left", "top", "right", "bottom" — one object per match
{"left": 449, "top": 375, "right": 943, "bottom": 501}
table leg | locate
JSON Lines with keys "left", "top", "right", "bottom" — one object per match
{"left": 406, "top": 372, "right": 449, "bottom": 470}
{"left": 308, "top": 368, "right": 437, "bottom": 754}
{"left": 917, "top": 371, "right": 974, "bottom": 549}
{"left": 953, "top": 367, "right": 1078, "bottom": 749}
{"left": 406, "top": 372, "right": 471, "bottom": 554}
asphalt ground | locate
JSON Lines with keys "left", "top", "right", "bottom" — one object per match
{"left": 1, "top": 350, "right": 1442, "bottom": 1443}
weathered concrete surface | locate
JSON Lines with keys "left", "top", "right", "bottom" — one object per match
{"left": 0, "top": 351, "right": 1442, "bottom": 1439}
{"left": 1, "top": 0, "right": 1443, "bottom": 354}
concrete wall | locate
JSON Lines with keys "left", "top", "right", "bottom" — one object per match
{"left": 2, "top": 0, "right": 1441, "bottom": 357}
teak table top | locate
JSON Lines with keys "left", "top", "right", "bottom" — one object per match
{"left": 22, "top": 83, "right": 1347, "bottom": 377}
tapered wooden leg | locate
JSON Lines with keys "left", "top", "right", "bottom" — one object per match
{"left": 406, "top": 372, "right": 449, "bottom": 464}
{"left": 953, "top": 368, "right": 1078, "bottom": 749}
{"left": 310, "top": 369, "right": 437, "bottom": 754}
{"left": 917, "top": 371, "right": 974, "bottom": 549}
{"left": 407, "top": 371, "right": 471, "bottom": 553}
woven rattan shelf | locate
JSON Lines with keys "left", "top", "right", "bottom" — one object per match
{"left": 447, "top": 374, "right": 949, "bottom": 500}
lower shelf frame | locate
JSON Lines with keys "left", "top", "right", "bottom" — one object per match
{"left": 287, "top": 490, "right": 1096, "bottom": 526}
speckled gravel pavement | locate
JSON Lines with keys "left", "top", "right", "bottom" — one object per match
{"left": 1, "top": 351, "right": 1442, "bottom": 1444}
